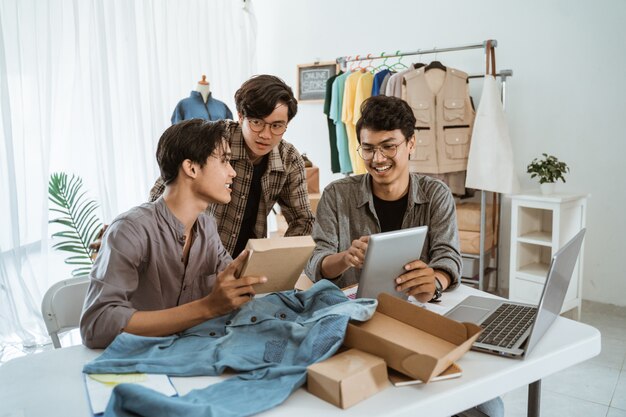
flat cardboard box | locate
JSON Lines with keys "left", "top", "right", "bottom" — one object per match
{"left": 459, "top": 229, "right": 494, "bottom": 254}
{"left": 388, "top": 363, "right": 462, "bottom": 386}
{"left": 307, "top": 348, "right": 389, "bottom": 409}
{"left": 343, "top": 293, "right": 482, "bottom": 383}
{"left": 241, "top": 236, "right": 315, "bottom": 293}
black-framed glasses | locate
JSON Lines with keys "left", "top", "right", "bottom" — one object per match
{"left": 246, "top": 117, "right": 288, "bottom": 135}
{"left": 357, "top": 141, "right": 406, "bottom": 161}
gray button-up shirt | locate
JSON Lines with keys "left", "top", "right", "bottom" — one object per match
{"left": 80, "top": 197, "right": 232, "bottom": 348}
{"left": 305, "top": 173, "right": 461, "bottom": 290}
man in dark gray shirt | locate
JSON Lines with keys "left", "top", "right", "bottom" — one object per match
{"left": 305, "top": 95, "right": 504, "bottom": 417}
{"left": 305, "top": 95, "right": 462, "bottom": 303}
{"left": 80, "top": 119, "right": 267, "bottom": 349}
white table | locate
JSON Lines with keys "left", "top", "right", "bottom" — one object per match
{"left": 0, "top": 285, "right": 601, "bottom": 417}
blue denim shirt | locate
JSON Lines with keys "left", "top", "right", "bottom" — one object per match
{"left": 171, "top": 91, "right": 233, "bottom": 124}
{"left": 84, "top": 280, "right": 376, "bottom": 417}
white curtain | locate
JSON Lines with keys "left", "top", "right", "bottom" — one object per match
{"left": 0, "top": 0, "right": 257, "bottom": 356}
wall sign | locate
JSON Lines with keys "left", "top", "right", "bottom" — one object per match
{"left": 296, "top": 61, "right": 338, "bottom": 102}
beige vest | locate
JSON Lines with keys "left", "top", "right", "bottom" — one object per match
{"left": 403, "top": 67, "right": 475, "bottom": 174}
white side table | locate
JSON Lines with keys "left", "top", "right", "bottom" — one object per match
{"left": 509, "top": 192, "right": 588, "bottom": 319}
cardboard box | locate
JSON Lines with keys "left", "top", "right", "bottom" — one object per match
{"left": 343, "top": 293, "right": 482, "bottom": 383}
{"left": 459, "top": 230, "right": 494, "bottom": 254}
{"left": 456, "top": 202, "right": 494, "bottom": 233}
{"left": 294, "top": 274, "right": 314, "bottom": 291}
{"left": 307, "top": 349, "right": 389, "bottom": 409}
{"left": 309, "top": 192, "right": 321, "bottom": 215}
{"left": 241, "top": 236, "right": 315, "bottom": 293}
{"left": 305, "top": 166, "right": 320, "bottom": 194}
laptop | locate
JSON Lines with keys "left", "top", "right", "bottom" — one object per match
{"left": 356, "top": 226, "right": 428, "bottom": 300}
{"left": 445, "top": 228, "right": 586, "bottom": 358}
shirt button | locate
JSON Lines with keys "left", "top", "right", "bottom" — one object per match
{"left": 225, "top": 320, "right": 232, "bottom": 325}
{"left": 250, "top": 316, "right": 257, "bottom": 323}
{"left": 279, "top": 313, "right": 287, "bottom": 320}
{"left": 209, "top": 331, "right": 216, "bottom": 336}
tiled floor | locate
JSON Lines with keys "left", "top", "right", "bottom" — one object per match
{"left": 502, "top": 300, "right": 626, "bottom": 417}
{"left": 2, "top": 301, "right": 625, "bottom": 417}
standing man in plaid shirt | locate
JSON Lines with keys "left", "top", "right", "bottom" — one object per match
{"left": 149, "top": 75, "right": 315, "bottom": 257}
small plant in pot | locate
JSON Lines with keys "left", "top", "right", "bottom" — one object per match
{"left": 526, "top": 153, "right": 570, "bottom": 195}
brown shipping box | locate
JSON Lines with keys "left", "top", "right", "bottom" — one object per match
{"left": 456, "top": 202, "right": 494, "bottom": 233}
{"left": 305, "top": 166, "right": 320, "bottom": 194}
{"left": 308, "top": 193, "right": 321, "bottom": 215}
{"left": 241, "top": 236, "right": 315, "bottom": 293}
{"left": 307, "top": 349, "right": 389, "bottom": 409}
{"left": 459, "top": 230, "right": 494, "bottom": 255}
{"left": 343, "top": 293, "right": 482, "bottom": 383}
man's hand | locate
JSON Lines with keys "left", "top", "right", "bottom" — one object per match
{"left": 203, "top": 250, "right": 267, "bottom": 317}
{"left": 342, "top": 236, "right": 369, "bottom": 269}
{"left": 395, "top": 260, "right": 436, "bottom": 303}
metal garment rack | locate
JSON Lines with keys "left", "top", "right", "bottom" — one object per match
{"left": 337, "top": 40, "right": 513, "bottom": 292}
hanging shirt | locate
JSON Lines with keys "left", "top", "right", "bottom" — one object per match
{"left": 379, "top": 71, "right": 393, "bottom": 96}
{"left": 384, "top": 68, "right": 413, "bottom": 98}
{"left": 351, "top": 72, "right": 374, "bottom": 175}
{"left": 371, "top": 69, "right": 391, "bottom": 97}
{"left": 171, "top": 91, "right": 233, "bottom": 124}
{"left": 83, "top": 280, "right": 377, "bottom": 417}
{"left": 323, "top": 72, "right": 343, "bottom": 174}
{"left": 329, "top": 72, "right": 352, "bottom": 174}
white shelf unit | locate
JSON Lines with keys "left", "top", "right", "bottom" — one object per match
{"left": 509, "top": 193, "right": 587, "bottom": 319}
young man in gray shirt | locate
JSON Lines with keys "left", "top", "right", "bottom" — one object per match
{"left": 305, "top": 95, "right": 504, "bottom": 417}
{"left": 80, "top": 119, "right": 267, "bottom": 349}
{"left": 305, "top": 95, "right": 461, "bottom": 302}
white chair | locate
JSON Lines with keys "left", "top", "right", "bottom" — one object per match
{"left": 41, "top": 275, "right": 90, "bottom": 348}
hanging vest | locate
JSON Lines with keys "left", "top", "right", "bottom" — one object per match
{"left": 403, "top": 67, "right": 475, "bottom": 174}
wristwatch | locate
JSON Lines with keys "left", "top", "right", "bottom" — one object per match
{"left": 430, "top": 277, "right": 443, "bottom": 303}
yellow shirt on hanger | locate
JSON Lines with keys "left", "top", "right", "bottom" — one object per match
{"left": 342, "top": 71, "right": 373, "bottom": 175}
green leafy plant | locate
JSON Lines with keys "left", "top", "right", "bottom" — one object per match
{"left": 48, "top": 172, "right": 103, "bottom": 276}
{"left": 526, "top": 153, "right": 570, "bottom": 184}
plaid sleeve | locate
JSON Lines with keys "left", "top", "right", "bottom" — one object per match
{"left": 277, "top": 145, "right": 315, "bottom": 237}
{"left": 148, "top": 177, "right": 166, "bottom": 202}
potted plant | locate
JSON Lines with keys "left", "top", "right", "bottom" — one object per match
{"left": 526, "top": 153, "right": 570, "bottom": 195}
{"left": 49, "top": 172, "right": 103, "bottom": 276}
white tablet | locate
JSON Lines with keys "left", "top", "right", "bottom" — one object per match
{"left": 356, "top": 226, "right": 428, "bottom": 300}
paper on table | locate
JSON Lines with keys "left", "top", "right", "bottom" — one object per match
{"left": 84, "top": 373, "right": 177, "bottom": 415}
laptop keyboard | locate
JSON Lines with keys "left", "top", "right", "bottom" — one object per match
{"left": 476, "top": 303, "right": 537, "bottom": 349}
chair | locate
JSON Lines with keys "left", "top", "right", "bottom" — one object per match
{"left": 41, "top": 275, "right": 90, "bottom": 348}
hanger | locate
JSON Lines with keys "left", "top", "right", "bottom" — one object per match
{"left": 388, "top": 51, "right": 408, "bottom": 71}
{"left": 425, "top": 60, "right": 446, "bottom": 71}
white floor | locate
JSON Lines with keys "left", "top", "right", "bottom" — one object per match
{"left": 502, "top": 300, "right": 626, "bottom": 417}
{"left": 1, "top": 300, "right": 625, "bottom": 417}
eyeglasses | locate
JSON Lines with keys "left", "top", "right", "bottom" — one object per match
{"left": 246, "top": 117, "right": 288, "bottom": 135}
{"left": 357, "top": 141, "right": 406, "bottom": 160}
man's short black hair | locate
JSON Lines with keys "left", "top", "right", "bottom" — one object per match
{"left": 356, "top": 95, "right": 416, "bottom": 143}
{"left": 156, "top": 119, "right": 228, "bottom": 185}
{"left": 235, "top": 74, "right": 298, "bottom": 121}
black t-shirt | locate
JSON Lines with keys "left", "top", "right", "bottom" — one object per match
{"left": 233, "top": 157, "right": 268, "bottom": 257}
{"left": 373, "top": 192, "right": 408, "bottom": 233}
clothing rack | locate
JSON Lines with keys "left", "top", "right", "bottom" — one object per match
{"left": 336, "top": 40, "right": 497, "bottom": 66}
{"left": 336, "top": 39, "right": 513, "bottom": 292}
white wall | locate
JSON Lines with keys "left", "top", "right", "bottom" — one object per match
{"left": 253, "top": 0, "right": 626, "bottom": 306}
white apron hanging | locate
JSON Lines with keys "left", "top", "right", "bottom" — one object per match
{"left": 465, "top": 42, "right": 519, "bottom": 194}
